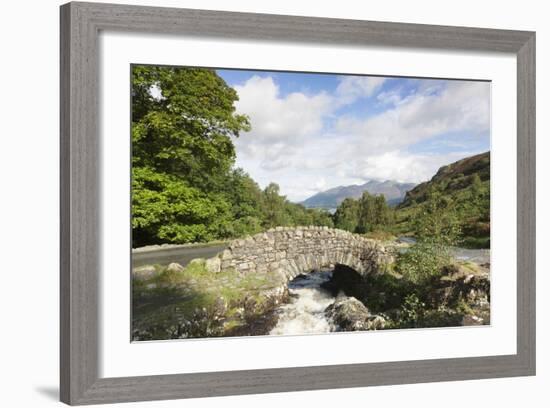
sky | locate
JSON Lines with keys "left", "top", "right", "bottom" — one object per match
{"left": 217, "top": 69, "right": 490, "bottom": 203}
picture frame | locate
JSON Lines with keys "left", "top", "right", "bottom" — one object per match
{"left": 60, "top": 1, "right": 536, "bottom": 405}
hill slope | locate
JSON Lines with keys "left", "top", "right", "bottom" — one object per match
{"left": 302, "top": 180, "right": 416, "bottom": 209}
{"left": 397, "top": 151, "right": 490, "bottom": 248}
{"left": 399, "top": 152, "right": 490, "bottom": 208}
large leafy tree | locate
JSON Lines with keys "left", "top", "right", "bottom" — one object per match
{"left": 396, "top": 195, "right": 461, "bottom": 284}
{"left": 334, "top": 193, "right": 393, "bottom": 234}
{"left": 131, "top": 66, "right": 250, "bottom": 246}
{"left": 131, "top": 65, "right": 334, "bottom": 247}
{"left": 333, "top": 198, "right": 360, "bottom": 232}
{"left": 132, "top": 66, "right": 250, "bottom": 190}
{"left": 357, "top": 192, "right": 392, "bottom": 233}
{"left": 132, "top": 167, "right": 232, "bottom": 245}
{"left": 262, "top": 183, "right": 291, "bottom": 228}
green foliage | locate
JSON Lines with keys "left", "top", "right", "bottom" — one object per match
{"left": 364, "top": 230, "right": 396, "bottom": 241}
{"left": 396, "top": 241, "right": 451, "bottom": 285}
{"left": 396, "top": 195, "right": 460, "bottom": 285}
{"left": 132, "top": 167, "right": 235, "bottom": 245}
{"left": 356, "top": 192, "right": 375, "bottom": 233}
{"left": 132, "top": 65, "right": 333, "bottom": 247}
{"left": 312, "top": 209, "right": 335, "bottom": 227}
{"left": 399, "top": 293, "right": 426, "bottom": 327}
{"left": 333, "top": 192, "right": 394, "bottom": 234}
{"left": 396, "top": 152, "right": 490, "bottom": 246}
{"left": 262, "top": 183, "right": 290, "bottom": 228}
{"left": 333, "top": 198, "right": 360, "bottom": 232}
{"left": 261, "top": 183, "right": 334, "bottom": 229}
{"left": 365, "top": 190, "right": 489, "bottom": 329}
{"left": 132, "top": 66, "right": 250, "bottom": 191}
{"left": 461, "top": 236, "right": 490, "bottom": 249}
{"left": 361, "top": 271, "right": 411, "bottom": 313}
{"left": 412, "top": 193, "right": 461, "bottom": 246}
{"left": 132, "top": 65, "right": 249, "bottom": 246}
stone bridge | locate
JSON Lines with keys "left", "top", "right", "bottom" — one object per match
{"left": 205, "top": 226, "right": 393, "bottom": 283}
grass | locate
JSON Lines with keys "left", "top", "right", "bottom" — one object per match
{"left": 132, "top": 259, "right": 285, "bottom": 340}
{"left": 460, "top": 261, "right": 482, "bottom": 273}
{"left": 364, "top": 230, "right": 397, "bottom": 242}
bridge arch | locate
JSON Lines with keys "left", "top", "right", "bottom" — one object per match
{"left": 207, "top": 226, "right": 393, "bottom": 283}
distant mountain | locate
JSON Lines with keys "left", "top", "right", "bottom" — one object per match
{"left": 399, "top": 151, "right": 490, "bottom": 208}
{"left": 301, "top": 180, "right": 416, "bottom": 210}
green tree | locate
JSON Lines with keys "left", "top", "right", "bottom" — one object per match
{"left": 132, "top": 167, "right": 233, "bottom": 246}
{"left": 412, "top": 195, "right": 461, "bottom": 247}
{"left": 131, "top": 66, "right": 251, "bottom": 246}
{"left": 284, "top": 203, "right": 313, "bottom": 226}
{"left": 333, "top": 198, "right": 360, "bottom": 232}
{"left": 397, "top": 195, "right": 461, "bottom": 284}
{"left": 356, "top": 192, "right": 375, "bottom": 233}
{"left": 373, "top": 195, "right": 393, "bottom": 227}
{"left": 334, "top": 193, "right": 393, "bottom": 233}
{"left": 132, "top": 65, "right": 336, "bottom": 246}
{"left": 132, "top": 65, "right": 250, "bottom": 191}
{"left": 308, "top": 208, "right": 334, "bottom": 228}
{"left": 221, "top": 169, "right": 265, "bottom": 236}
{"left": 262, "top": 183, "right": 290, "bottom": 228}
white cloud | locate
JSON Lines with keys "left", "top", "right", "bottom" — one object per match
{"left": 230, "top": 75, "right": 490, "bottom": 202}
{"left": 234, "top": 76, "right": 331, "bottom": 142}
{"left": 314, "top": 177, "right": 327, "bottom": 191}
{"left": 376, "top": 89, "right": 404, "bottom": 106}
{"left": 334, "top": 80, "right": 490, "bottom": 156}
{"left": 351, "top": 150, "right": 472, "bottom": 184}
{"left": 335, "top": 76, "right": 386, "bottom": 105}
{"left": 233, "top": 75, "right": 333, "bottom": 172}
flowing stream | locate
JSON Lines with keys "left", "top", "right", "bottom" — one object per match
{"left": 268, "top": 239, "right": 490, "bottom": 336}
{"left": 269, "top": 271, "right": 336, "bottom": 335}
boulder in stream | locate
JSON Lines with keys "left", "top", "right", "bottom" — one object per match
{"left": 325, "top": 295, "right": 386, "bottom": 331}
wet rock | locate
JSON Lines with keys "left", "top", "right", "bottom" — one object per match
{"left": 366, "top": 315, "right": 387, "bottom": 330}
{"left": 325, "top": 296, "right": 371, "bottom": 331}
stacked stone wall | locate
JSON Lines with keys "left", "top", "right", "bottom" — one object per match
{"left": 206, "top": 226, "right": 393, "bottom": 282}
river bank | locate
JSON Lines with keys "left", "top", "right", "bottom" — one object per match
{"left": 132, "top": 237, "right": 490, "bottom": 340}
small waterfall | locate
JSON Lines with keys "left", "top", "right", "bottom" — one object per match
{"left": 269, "top": 270, "right": 335, "bottom": 335}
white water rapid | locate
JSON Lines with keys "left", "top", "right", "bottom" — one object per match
{"left": 269, "top": 270, "right": 336, "bottom": 335}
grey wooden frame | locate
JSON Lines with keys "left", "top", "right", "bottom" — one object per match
{"left": 60, "top": 1, "right": 536, "bottom": 405}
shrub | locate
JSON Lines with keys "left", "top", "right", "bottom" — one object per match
{"left": 396, "top": 241, "right": 452, "bottom": 285}
{"left": 397, "top": 193, "right": 460, "bottom": 284}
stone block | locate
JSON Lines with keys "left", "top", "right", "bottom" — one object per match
{"left": 132, "top": 265, "right": 158, "bottom": 281}
{"left": 220, "top": 249, "right": 232, "bottom": 260}
{"left": 166, "top": 262, "right": 185, "bottom": 273}
{"left": 205, "top": 256, "right": 221, "bottom": 273}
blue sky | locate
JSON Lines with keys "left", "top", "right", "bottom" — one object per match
{"left": 217, "top": 69, "right": 490, "bottom": 202}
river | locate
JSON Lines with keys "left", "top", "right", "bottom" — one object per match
{"left": 269, "top": 271, "right": 335, "bottom": 335}
{"left": 397, "top": 236, "right": 490, "bottom": 265}
{"left": 268, "top": 239, "right": 490, "bottom": 336}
